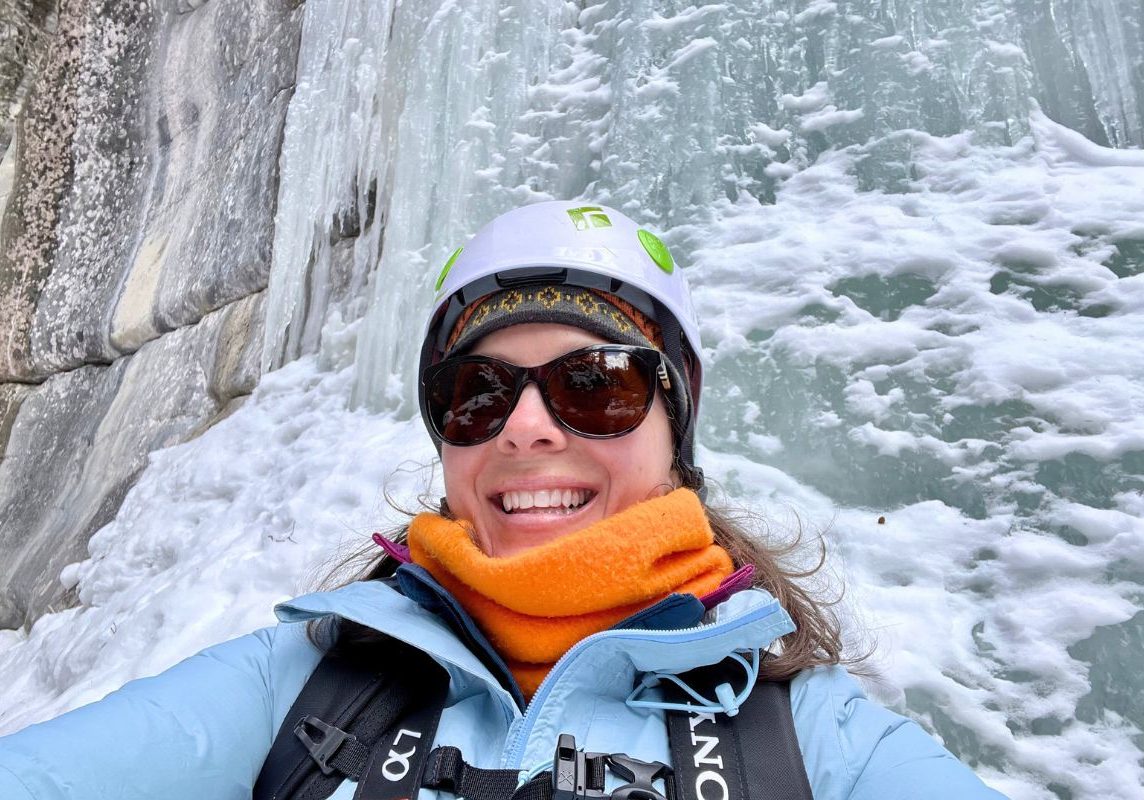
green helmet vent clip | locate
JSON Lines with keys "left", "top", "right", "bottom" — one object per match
{"left": 638, "top": 230, "right": 674, "bottom": 274}
{"left": 435, "top": 247, "right": 463, "bottom": 293}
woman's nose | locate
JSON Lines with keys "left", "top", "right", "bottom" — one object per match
{"left": 496, "top": 384, "right": 568, "bottom": 453}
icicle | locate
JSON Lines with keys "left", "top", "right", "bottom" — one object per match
{"left": 263, "top": 0, "right": 398, "bottom": 375}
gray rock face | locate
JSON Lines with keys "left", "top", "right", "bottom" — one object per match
{"left": 0, "top": 0, "right": 87, "bottom": 382}
{"left": 0, "top": 382, "right": 32, "bottom": 461}
{"left": 0, "top": 292, "right": 265, "bottom": 630}
{"left": 0, "top": 0, "right": 296, "bottom": 628}
{"left": 23, "top": 0, "right": 159, "bottom": 374}
{"left": 112, "top": 0, "right": 303, "bottom": 348}
{"left": 0, "top": 0, "right": 302, "bottom": 382}
{"left": 0, "top": 361, "right": 128, "bottom": 630}
{"left": 0, "top": 0, "right": 54, "bottom": 155}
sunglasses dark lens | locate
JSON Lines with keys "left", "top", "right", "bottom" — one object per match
{"left": 546, "top": 350, "right": 654, "bottom": 436}
{"left": 426, "top": 360, "right": 518, "bottom": 444}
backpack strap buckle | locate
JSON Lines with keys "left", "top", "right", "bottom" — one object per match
{"left": 607, "top": 754, "right": 671, "bottom": 800}
{"left": 552, "top": 735, "right": 671, "bottom": 800}
{"left": 294, "top": 715, "right": 356, "bottom": 776}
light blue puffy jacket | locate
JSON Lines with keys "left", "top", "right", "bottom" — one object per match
{"left": 0, "top": 575, "right": 1006, "bottom": 800}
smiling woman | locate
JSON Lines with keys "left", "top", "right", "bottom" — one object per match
{"left": 0, "top": 202, "right": 1008, "bottom": 800}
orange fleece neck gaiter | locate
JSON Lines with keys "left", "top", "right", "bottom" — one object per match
{"left": 407, "top": 488, "right": 734, "bottom": 700}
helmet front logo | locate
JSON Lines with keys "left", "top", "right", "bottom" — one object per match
{"left": 567, "top": 206, "right": 612, "bottom": 231}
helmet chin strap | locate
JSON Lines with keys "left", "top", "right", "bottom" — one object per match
{"left": 652, "top": 298, "right": 706, "bottom": 502}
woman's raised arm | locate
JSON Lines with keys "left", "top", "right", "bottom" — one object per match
{"left": 0, "top": 624, "right": 320, "bottom": 800}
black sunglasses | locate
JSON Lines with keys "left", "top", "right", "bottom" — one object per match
{"left": 422, "top": 345, "right": 672, "bottom": 446}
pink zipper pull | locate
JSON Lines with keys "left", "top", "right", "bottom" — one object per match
{"left": 372, "top": 533, "right": 411, "bottom": 563}
{"left": 697, "top": 564, "right": 755, "bottom": 609}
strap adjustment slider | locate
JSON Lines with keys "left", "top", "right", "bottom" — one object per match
{"left": 553, "top": 734, "right": 608, "bottom": 800}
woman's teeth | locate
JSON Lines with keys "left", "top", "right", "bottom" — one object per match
{"left": 500, "top": 489, "right": 593, "bottom": 513}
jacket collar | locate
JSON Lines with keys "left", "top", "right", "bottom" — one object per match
{"left": 395, "top": 564, "right": 526, "bottom": 709}
{"left": 276, "top": 577, "right": 793, "bottom": 709}
{"left": 394, "top": 562, "right": 712, "bottom": 707}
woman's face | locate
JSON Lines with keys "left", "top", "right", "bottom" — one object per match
{"left": 441, "top": 323, "right": 676, "bottom": 557}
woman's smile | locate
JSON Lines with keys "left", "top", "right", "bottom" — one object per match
{"left": 494, "top": 487, "right": 597, "bottom": 514}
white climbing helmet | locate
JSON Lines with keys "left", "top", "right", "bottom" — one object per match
{"left": 421, "top": 201, "right": 703, "bottom": 396}
{"left": 418, "top": 201, "right": 707, "bottom": 489}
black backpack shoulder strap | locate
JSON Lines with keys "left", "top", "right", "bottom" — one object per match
{"left": 665, "top": 658, "right": 813, "bottom": 800}
{"left": 254, "top": 636, "right": 448, "bottom": 800}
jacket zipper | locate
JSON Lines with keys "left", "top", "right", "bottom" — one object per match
{"left": 502, "top": 597, "right": 788, "bottom": 769}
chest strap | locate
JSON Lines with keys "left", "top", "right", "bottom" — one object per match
{"left": 419, "top": 738, "right": 662, "bottom": 800}
{"left": 256, "top": 652, "right": 810, "bottom": 800}
{"left": 422, "top": 746, "right": 534, "bottom": 799}
{"left": 423, "top": 745, "right": 596, "bottom": 800}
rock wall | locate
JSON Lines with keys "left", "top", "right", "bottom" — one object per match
{"left": 0, "top": 0, "right": 54, "bottom": 155}
{"left": 0, "top": 0, "right": 302, "bottom": 629}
